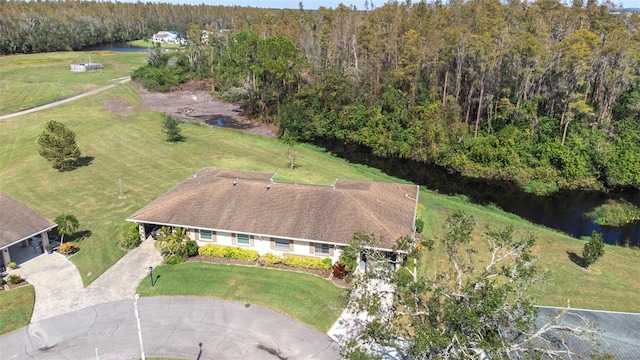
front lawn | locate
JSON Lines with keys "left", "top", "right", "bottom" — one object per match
{"left": 0, "top": 285, "right": 35, "bottom": 334}
{"left": 136, "top": 262, "right": 347, "bottom": 332}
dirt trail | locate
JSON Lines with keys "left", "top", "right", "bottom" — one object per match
{"left": 0, "top": 77, "right": 131, "bottom": 121}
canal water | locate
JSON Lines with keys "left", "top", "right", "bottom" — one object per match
{"left": 316, "top": 139, "right": 640, "bottom": 246}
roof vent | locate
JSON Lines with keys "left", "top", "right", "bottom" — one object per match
{"left": 233, "top": 181, "right": 237, "bottom": 186}
{"left": 267, "top": 184, "right": 271, "bottom": 190}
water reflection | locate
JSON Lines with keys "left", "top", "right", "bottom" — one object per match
{"left": 315, "top": 139, "right": 640, "bottom": 246}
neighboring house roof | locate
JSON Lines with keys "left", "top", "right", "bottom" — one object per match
{"left": 128, "top": 168, "right": 419, "bottom": 250}
{"left": 153, "top": 31, "right": 177, "bottom": 40}
{"left": 0, "top": 191, "right": 57, "bottom": 248}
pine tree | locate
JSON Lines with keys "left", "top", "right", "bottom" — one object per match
{"left": 37, "top": 120, "right": 81, "bottom": 171}
{"left": 583, "top": 231, "right": 605, "bottom": 270}
{"left": 161, "top": 114, "right": 184, "bottom": 142}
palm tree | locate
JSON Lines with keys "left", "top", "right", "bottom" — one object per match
{"left": 54, "top": 214, "right": 79, "bottom": 245}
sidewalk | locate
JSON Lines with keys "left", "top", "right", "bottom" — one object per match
{"left": 14, "top": 237, "right": 162, "bottom": 322}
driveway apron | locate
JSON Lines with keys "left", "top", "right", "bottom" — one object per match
{"left": 13, "top": 237, "right": 162, "bottom": 322}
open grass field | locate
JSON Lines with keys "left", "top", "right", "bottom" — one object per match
{"left": 0, "top": 51, "right": 639, "bottom": 323}
{"left": 0, "top": 51, "right": 147, "bottom": 115}
{"left": 0, "top": 285, "right": 35, "bottom": 334}
{"left": 136, "top": 262, "right": 347, "bottom": 332}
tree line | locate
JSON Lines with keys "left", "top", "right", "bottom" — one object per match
{"left": 6, "top": 0, "right": 640, "bottom": 192}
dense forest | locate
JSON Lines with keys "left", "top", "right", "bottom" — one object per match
{"left": 4, "top": 0, "right": 640, "bottom": 193}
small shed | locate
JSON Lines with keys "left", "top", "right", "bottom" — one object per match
{"left": 70, "top": 63, "right": 103, "bottom": 72}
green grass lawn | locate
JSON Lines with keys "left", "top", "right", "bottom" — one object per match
{"left": 0, "top": 51, "right": 147, "bottom": 115}
{"left": 0, "top": 50, "right": 639, "bottom": 324}
{"left": 136, "top": 262, "right": 347, "bottom": 332}
{"left": 0, "top": 62, "right": 398, "bottom": 286}
{"left": 0, "top": 285, "right": 35, "bottom": 334}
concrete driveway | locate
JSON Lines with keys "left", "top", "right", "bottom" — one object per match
{"left": 13, "top": 237, "right": 163, "bottom": 322}
{"left": 0, "top": 296, "right": 340, "bottom": 360}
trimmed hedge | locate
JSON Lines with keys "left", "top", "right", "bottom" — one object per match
{"left": 199, "top": 244, "right": 259, "bottom": 262}
{"left": 263, "top": 252, "right": 282, "bottom": 264}
{"left": 282, "top": 255, "right": 332, "bottom": 270}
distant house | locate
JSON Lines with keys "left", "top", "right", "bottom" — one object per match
{"left": 0, "top": 191, "right": 57, "bottom": 269}
{"left": 127, "top": 168, "right": 419, "bottom": 266}
{"left": 152, "top": 31, "right": 186, "bottom": 45}
{"left": 70, "top": 63, "right": 103, "bottom": 72}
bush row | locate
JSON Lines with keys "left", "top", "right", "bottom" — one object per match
{"left": 198, "top": 245, "right": 259, "bottom": 262}
{"left": 197, "top": 245, "right": 333, "bottom": 271}
{"left": 282, "top": 255, "right": 332, "bottom": 270}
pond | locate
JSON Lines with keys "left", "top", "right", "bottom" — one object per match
{"left": 316, "top": 139, "right": 640, "bottom": 246}
{"left": 83, "top": 42, "right": 151, "bottom": 52}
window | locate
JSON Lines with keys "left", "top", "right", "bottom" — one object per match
{"left": 314, "top": 243, "right": 330, "bottom": 255}
{"left": 199, "top": 229, "right": 212, "bottom": 240}
{"left": 237, "top": 233, "right": 250, "bottom": 245}
{"left": 274, "top": 238, "right": 290, "bottom": 251}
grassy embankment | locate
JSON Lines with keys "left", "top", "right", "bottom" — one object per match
{"left": 1, "top": 52, "right": 639, "bottom": 334}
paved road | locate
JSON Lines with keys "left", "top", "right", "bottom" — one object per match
{"left": 537, "top": 306, "right": 640, "bottom": 359}
{"left": 0, "top": 296, "right": 340, "bottom": 360}
{"left": 0, "top": 77, "right": 131, "bottom": 121}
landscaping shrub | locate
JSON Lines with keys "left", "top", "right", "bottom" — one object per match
{"left": 263, "top": 252, "right": 282, "bottom": 265}
{"left": 58, "top": 242, "right": 78, "bottom": 255}
{"left": 331, "top": 262, "right": 349, "bottom": 279}
{"left": 184, "top": 239, "right": 199, "bottom": 257}
{"left": 225, "top": 247, "right": 260, "bottom": 261}
{"left": 198, "top": 245, "right": 259, "bottom": 262}
{"left": 283, "top": 255, "right": 332, "bottom": 270}
{"left": 7, "top": 261, "right": 16, "bottom": 269}
{"left": 164, "top": 254, "right": 186, "bottom": 265}
{"left": 7, "top": 274, "right": 23, "bottom": 285}
{"left": 415, "top": 218, "right": 424, "bottom": 233}
{"left": 199, "top": 244, "right": 227, "bottom": 258}
{"left": 119, "top": 223, "right": 141, "bottom": 249}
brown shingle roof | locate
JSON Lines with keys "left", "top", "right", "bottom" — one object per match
{"left": 0, "top": 191, "right": 57, "bottom": 248}
{"left": 128, "top": 168, "right": 419, "bottom": 250}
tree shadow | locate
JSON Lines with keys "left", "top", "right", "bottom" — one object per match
{"left": 75, "top": 156, "right": 94, "bottom": 168}
{"left": 71, "top": 230, "right": 93, "bottom": 242}
{"left": 566, "top": 251, "right": 587, "bottom": 268}
{"left": 167, "top": 135, "right": 186, "bottom": 143}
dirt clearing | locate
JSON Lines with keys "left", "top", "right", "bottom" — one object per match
{"left": 135, "top": 85, "right": 277, "bottom": 138}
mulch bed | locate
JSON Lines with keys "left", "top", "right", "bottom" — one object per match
{"left": 1, "top": 276, "right": 29, "bottom": 291}
{"left": 184, "top": 255, "right": 350, "bottom": 288}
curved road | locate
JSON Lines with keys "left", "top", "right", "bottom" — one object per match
{"left": 0, "top": 296, "right": 340, "bottom": 360}
{"left": 0, "top": 77, "right": 131, "bottom": 121}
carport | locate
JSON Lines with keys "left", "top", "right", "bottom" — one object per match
{"left": 0, "top": 191, "right": 57, "bottom": 271}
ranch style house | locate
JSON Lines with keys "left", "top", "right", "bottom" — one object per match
{"left": 0, "top": 191, "right": 57, "bottom": 270}
{"left": 127, "top": 168, "right": 419, "bottom": 267}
